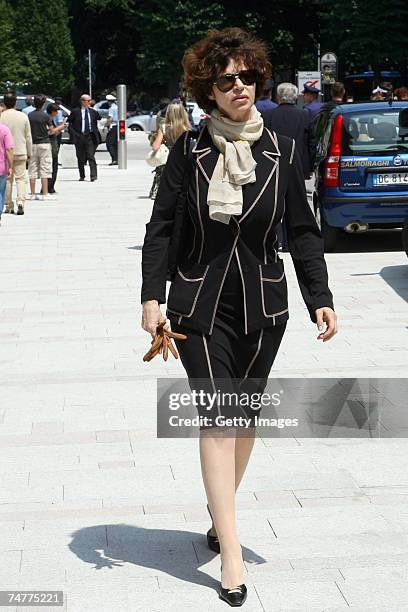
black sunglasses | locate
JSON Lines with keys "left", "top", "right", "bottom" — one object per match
{"left": 213, "top": 70, "right": 257, "bottom": 93}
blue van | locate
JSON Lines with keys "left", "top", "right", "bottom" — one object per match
{"left": 313, "top": 101, "right": 408, "bottom": 251}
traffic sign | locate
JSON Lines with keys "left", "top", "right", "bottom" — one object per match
{"left": 297, "top": 71, "right": 321, "bottom": 92}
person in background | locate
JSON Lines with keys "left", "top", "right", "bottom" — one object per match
{"left": 321, "top": 81, "right": 345, "bottom": 112}
{"left": 148, "top": 101, "right": 191, "bottom": 199}
{"left": 22, "top": 96, "right": 35, "bottom": 115}
{"left": 255, "top": 78, "right": 277, "bottom": 112}
{"left": 263, "top": 82, "right": 312, "bottom": 251}
{"left": 302, "top": 83, "right": 323, "bottom": 120}
{"left": 263, "top": 82, "right": 312, "bottom": 179}
{"left": 0, "top": 92, "right": 32, "bottom": 215}
{"left": 46, "top": 103, "right": 66, "bottom": 194}
{"left": 154, "top": 97, "right": 171, "bottom": 133}
{"left": 53, "top": 97, "right": 64, "bottom": 125}
{"left": 0, "top": 101, "right": 6, "bottom": 116}
{"left": 371, "top": 86, "right": 387, "bottom": 101}
{"left": 52, "top": 97, "right": 64, "bottom": 165}
{"left": 67, "top": 93, "right": 101, "bottom": 182}
{"left": 0, "top": 122, "right": 13, "bottom": 226}
{"left": 346, "top": 94, "right": 354, "bottom": 103}
{"left": 394, "top": 87, "right": 408, "bottom": 101}
{"left": 105, "top": 94, "right": 118, "bottom": 165}
{"left": 309, "top": 81, "right": 345, "bottom": 162}
{"left": 90, "top": 99, "right": 96, "bottom": 107}
{"left": 28, "top": 94, "right": 55, "bottom": 201}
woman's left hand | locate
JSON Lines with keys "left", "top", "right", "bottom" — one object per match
{"left": 315, "top": 307, "right": 337, "bottom": 342}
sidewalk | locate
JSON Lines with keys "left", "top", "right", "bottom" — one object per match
{"left": 1, "top": 137, "right": 408, "bottom": 611}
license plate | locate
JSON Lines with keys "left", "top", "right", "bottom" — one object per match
{"left": 374, "top": 172, "right": 408, "bottom": 186}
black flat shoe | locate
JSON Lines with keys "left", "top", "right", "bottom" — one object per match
{"left": 219, "top": 584, "right": 247, "bottom": 607}
{"left": 206, "top": 504, "right": 220, "bottom": 553}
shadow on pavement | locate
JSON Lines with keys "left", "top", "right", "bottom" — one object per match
{"left": 68, "top": 524, "right": 266, "bottom": 591}
{"left": 350, "top": 264, "right": 408, "bottom": 304}
{"left": 379, "top": 265, "right": 408, "bottom": 303}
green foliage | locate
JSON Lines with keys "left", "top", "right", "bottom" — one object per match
{"left": 133, "top": 0, "right": 226, "bottom": 87}
{"left": 0, "top": 0, "right": 74, "bottom": 94}
{"left": 319, "top": 0, "right": 408, "bottom": 72}
{"left": 2, "top": 0, "right": 408, "bottom": 99}
{"left": 0, "top": 0, "right": 24, "bottom": 87}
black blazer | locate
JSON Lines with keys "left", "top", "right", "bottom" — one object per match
{"left": 68, "top": 107, "right": 101, "bottom": 142}
{"left": 262, "top": 103, "right": 313, "bottom": 178}
{"left": 141, "top": 125, "right": 334, "bottom": 335}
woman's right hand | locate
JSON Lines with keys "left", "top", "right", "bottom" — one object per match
{"left": 141, "top": 300, "right": 167, "bottom": 338}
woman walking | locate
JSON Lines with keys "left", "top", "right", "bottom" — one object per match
{"left": 141, "top": 27, "right": 337, "bottom": 606}
{"left": 148, "top": 101, "right": 191, "bottom": 199}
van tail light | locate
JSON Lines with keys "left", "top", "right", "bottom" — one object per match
{"left": 324, "top": 114, "right": 343, "bottom": 187}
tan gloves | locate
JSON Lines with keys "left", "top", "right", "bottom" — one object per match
{"left": 143, "top": 321, "right": 187, "bottom": 362}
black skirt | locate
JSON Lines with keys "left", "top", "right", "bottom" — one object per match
{"left": 168, "top": 254, "right": 287, "bottom": 430}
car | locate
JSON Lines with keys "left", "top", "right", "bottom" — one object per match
{"left": 0, "top": 95, "right": 107, "bottom": 145}
{"left": 93, "top": 99, "right": 110, "bottom": 119}
{"left": 312, "top": 101, "right": 408, "bottom": 251}
{"left": 0, "top": 95, "right": 72, "bottom": 141}
{"left": 186, "top": 101, "right": 209, "bottom": 127}
{"left": 126, "top": 113, "right": 157, "bottom": 132}
{"left": 126, "top": 101, "right": 208, "bottom": 133}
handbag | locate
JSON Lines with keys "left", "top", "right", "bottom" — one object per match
{"left": 166, "top": 130, "right": 196, "bottom": 281}
{"left": 146, "top": 122, "right": 169, "bottom": 167}
{"left": 146, "top": 142, "right": 169, "bottom": 167}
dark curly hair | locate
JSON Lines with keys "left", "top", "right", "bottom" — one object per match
{"left": 182, "top": 27, "right": 271, "bottom": 114}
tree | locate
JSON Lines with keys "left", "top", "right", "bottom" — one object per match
{"left": 133, "top": 0, "right": 225, "bottom": 94}
{"left": 12, "top": 0, "right": 74, "bottom": 94}
{"left": 319, "top": 0, "right": 408, "bottom": 76}
{"left": 0, "top": 0, "right": 24, "bottom": 87}
{"left": 68, "top": 0, "right": 138, "bottom": 98}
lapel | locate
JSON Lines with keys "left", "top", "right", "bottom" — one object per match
{"left": 192, "top": 126, "right": 218, "bottom": 182}
{"left": 193, "top": 125, "right": 281, "bottom": 224}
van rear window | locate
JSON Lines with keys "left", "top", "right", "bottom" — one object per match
{"left": 341, "top": 108, "right": 408, "bottom": 155}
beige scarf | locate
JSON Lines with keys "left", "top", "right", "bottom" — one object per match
{"left": 206, "top": 106, "right": 264, "bottom": 224}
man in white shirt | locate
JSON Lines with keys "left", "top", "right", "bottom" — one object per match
{"left": 0, "top": 93, "right": 33, "bottom": 214}
{"left": 105, "top": 94, "right": 118, "bottom": 165}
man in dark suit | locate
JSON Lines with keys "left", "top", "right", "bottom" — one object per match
{"left": 261, "top": 82, "right": 312, "bottom": 179}
{"left": 262, "top": 82, "right": 314, "bottom": 251}
{"left": 67, "top": 94, "right": 101, "bottom": 181}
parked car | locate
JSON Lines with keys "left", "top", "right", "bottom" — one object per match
{"left": 126, "top": 100, "right": 208, "bottom": 133}
{"left": 93, "top": 99, "right": 110, "bottom": 119}
{"left": 186, "top": 101, "right": 209, "bottom": 127}
{"left": 127, "top": 113, "right": 157, "bottom": 132}
{"left": 312, "top": 101, "right": 408, "bottom": 251}
{"left": 0, "top": 95, "right": 107, "bottom": 145}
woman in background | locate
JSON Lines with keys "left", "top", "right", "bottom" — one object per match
{"left": 149, "top": 101, "right": 191, "bottom": 199}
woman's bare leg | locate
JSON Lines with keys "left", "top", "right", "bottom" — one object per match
{"left": 208, "top": 426, "right": 256, "bottom": 537}
{"left": 199, "top": 427, "right": 245, "bottom": 589}
{"left": 234, "top": 426, "right": 256, "bottom": 490}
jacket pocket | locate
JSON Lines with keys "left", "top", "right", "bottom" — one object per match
{"left": 259, "top": 260, "right": 288, "bottom": 318}
{"left": 167, "top": 262, "right": 209, "bottom": 317}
